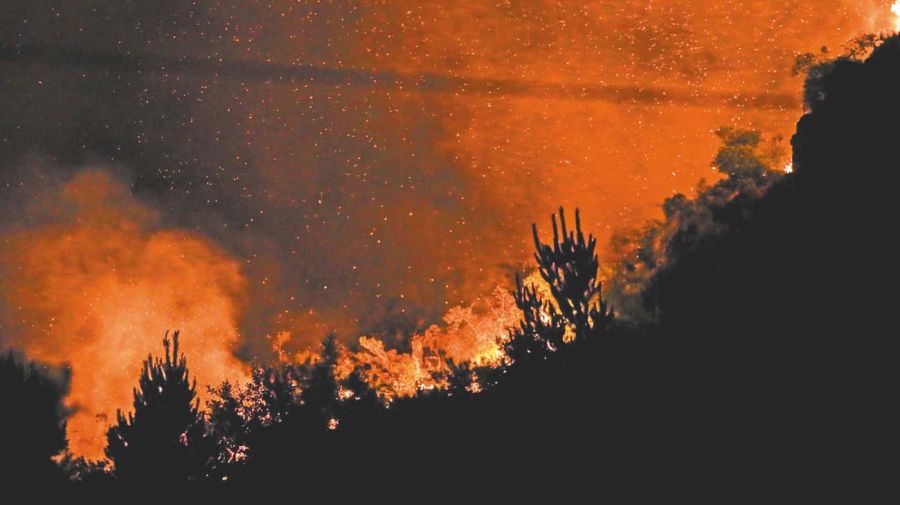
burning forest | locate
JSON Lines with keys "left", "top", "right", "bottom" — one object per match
{"left": 1, "top": 0, "right": 897, "bottom": 495}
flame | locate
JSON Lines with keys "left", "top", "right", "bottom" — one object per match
{"left": 0, "top": 169, "right": 249, "bottom": 459}
{"left": 276, "top": 272, "right": 553, "bottom": 401}
{"left": 893, "top": 1, "right": 900, "bottom": 31}
{"left": 0, "top": 164, "right": 547, "bottom": 456}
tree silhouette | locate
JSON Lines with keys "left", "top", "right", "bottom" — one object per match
{"left": 506, "top": 273, "right": 566, "bottom": 362}
{"left": 300, "top": 333, "right": 340, "bottom": 420}
{"left": 533, "top": 207, "right": 613, "bottom": 339}
{"left": 507, "top": 208, "right": 612, "bottom": 364}
{"left": 0, "top": 351, "right": 68, "bottom": 484}
{"left": 105, "top": 331, "right": 213, "bottom": 483}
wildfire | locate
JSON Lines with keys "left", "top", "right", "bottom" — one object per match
{"left": 275, "top": 272, "right": 554, "bottom": 401}
{"left": 0, "top": 168, "right": 554, "bottom": 457}
{"left": 0, "top": 170, "right": 249, "bottom": 459}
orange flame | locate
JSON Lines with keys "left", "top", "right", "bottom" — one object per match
{"left": 275, "top": 272, "right": 552, "bottom": 401}
{"left": 893, "top": 1, "right": 900, "bottom": 31}
{"left": 0, "top": 168, "right": 549, "bottom": 456}
{"left": 0, "top": 169, "right": 249, "bottom": 459}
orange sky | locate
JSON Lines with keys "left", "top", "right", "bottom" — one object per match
{"left": 199, "top": 0, "right": 895, "bottom": 340}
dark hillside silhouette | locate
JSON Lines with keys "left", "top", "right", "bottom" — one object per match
{"left": 629, "top": 34, "right": 900, "bottom": 484}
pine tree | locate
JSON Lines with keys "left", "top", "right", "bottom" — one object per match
{"left": 301, "top": 334, "right": 340, "bottom": 419}
{"left": 105, "top": 331, "right": 213, "bottom": 483}
{"left": 506, "top": 273, "right": 567, "bottom": 362}
{"left": 532, "top": 207, "right": 613, "bottom": 339}
{"left": 506, "top": 208, "right": 613, "bottom": 363}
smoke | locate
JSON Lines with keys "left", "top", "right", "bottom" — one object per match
{"left": 0, "top": 43, "right": 798, "bottom": 109}
{"left": 0, "top": 167, "right": 248, "bottom": 458}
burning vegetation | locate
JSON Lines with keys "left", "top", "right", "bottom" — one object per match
{"left": 0, "top": 170, "right": 249, "bottom": 458}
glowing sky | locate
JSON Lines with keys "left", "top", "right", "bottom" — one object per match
{"left": 2, "top": 0, "right": 896, "bottom": 343}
